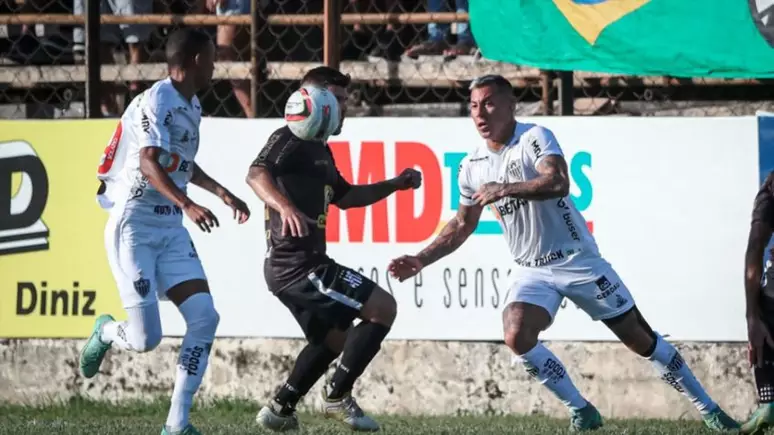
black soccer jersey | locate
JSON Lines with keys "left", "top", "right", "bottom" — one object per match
{"left": 251, "top": 126, "right": 352, "bottom": 290}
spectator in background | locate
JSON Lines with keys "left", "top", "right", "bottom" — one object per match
{"left": 73, "top": 0, "right": 152, "bottom": 116}
{"left": 209, "top": 0, "right": 266, "bottom": 118}
{"left": 404, "top": 0, "right": 475, "bottom": 58}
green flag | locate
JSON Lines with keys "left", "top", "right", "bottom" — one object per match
{"left": 469, "top": 0, "right": 774, "bottom": 78}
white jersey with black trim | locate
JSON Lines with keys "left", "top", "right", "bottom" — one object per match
{"left": 458, "top": 122, "right": 599, "bottom": 268}
{"left": 96, "top": 78, "right": 202, "bottom": 226}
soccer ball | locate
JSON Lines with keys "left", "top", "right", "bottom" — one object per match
{"left": 284, "top": 85, "right": 341, "bottom": 141}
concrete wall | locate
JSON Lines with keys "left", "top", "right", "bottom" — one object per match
{"left": 0, "top": 338, "right": 756, "bottom": 420}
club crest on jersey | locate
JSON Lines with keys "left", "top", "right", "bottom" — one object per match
{"left": 507, "top": 160, "right": 522, "bottom": 181}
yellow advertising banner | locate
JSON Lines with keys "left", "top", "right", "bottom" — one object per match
{"left": 0, "top": 120, "right": 125, "bottom": 337}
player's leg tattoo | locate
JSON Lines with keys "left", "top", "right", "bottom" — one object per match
{"left": 604, "top": 308, "right": 715, "bottom": 414}
{"left": 504, "top": 302, "right": 587, "bottom": 410}
{"left": 165, "top": 292, "right": 220, "bottom": 432}
{"left": 327, "top": 289, "right": 396, "bottom": 400}
{"left": 101, "top": 304, "right": 163, "bottom": 352}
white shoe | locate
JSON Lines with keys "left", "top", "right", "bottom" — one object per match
{"left": 321, "top": 385, "right": 380, "bottom": 432}
{"left": 256, "top": 403, "right": 300, "bottom": 432}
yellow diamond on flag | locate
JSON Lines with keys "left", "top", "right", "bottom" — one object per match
{"left": 552, "top": 0, "right": 650, "bottom": 45}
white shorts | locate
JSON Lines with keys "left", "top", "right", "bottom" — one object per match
{"left": 504, "top": 257, "right": 635, "bottom": 322}
{"left": 105, "top": 216, "right": 206, "bottom": 309}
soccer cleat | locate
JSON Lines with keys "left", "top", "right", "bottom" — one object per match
{"left": 256, "top": 403, "right": 300, "bottom": 432}
{"left": 741, "top": 403, "right": 774, "bottom": 434}
{"left": 321, "top": 385, "right": 380, "bottom": 432}
{"left": 569, "top": 403, "right": 603, "bottom": 432}
{"left": 161, "top": 424, "right": 201, "bottom": 435}
{"left": 78, "top": 314, "right": 115, "bottom": 378}
{"left": 703, "top": 406, "right": 740, "bottom": 432}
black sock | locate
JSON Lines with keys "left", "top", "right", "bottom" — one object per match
{"left": 755, "top": 339, "right": 774, "bottom": 404}
{"left": 273, "top": 342, "right": 338, "bottom": 414}
{"left": 327, "top": 321, "right": 391, "bottom": 400}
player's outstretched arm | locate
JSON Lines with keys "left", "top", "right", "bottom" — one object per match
{"left": 335, "top": 168, "right": 422, "bottom": 209}
{"left": 389, "top": 203, "right": 482, "bottom": 282}
{"left": 192, "top": 163, "right": 250, "bottom": 223}
{"left": 417, "top": 203, "right": 483, "bottom": 267}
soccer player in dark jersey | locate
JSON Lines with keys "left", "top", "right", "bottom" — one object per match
{"left": 246, "top": 66, "right": 422, "bottom": 432}
{"left": 742, "top": 171, "right": 774, "bottom": 434}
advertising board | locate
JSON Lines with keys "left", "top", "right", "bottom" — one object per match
{"left": 0, "top": 116, "right": 761, "bottom": 341}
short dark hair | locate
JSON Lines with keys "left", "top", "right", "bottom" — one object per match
{"left": 301, "top": 66, "right": 351, "bottom": 88}
{"left": 469, "top": 74, "right": 513, "bottom": 95}
{"left": 166, "top": 28, "right": 212, "bottom": 69}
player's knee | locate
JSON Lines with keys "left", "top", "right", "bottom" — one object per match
{"left": 131, "top": 326, "right": 162, "bottom": 352}
{"left": 503, "top": 325, "right": 538, "bottom": 355}
{"left": 180, "top": 293, "right": 220, "bottom": 340}
{"left": 362, "top": 288, "right": 397, "bottom": 327}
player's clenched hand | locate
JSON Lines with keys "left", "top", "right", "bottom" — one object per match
{"left": 223, "top": 192, "right": 251, "bottom": 224}
{"left": 748, "top": 315, "right": 774, "bottom": 367}
{"left": 393, "top": 168, "right": 422, "bottom": 191}
{"left": 183, "top": 202, "right": 219, "bottom": 233}
{"left": 279, "top": 205, "right": 313, "bottom": 238}
{"left": 388, "top": 255, "right": 423, "bottom": 282}
{"left": 472, "top": 182, "right": 505, "bottom": 206}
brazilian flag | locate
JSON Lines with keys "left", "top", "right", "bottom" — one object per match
{"left": 470, "top": 0, "right": 774, "bottom": 78}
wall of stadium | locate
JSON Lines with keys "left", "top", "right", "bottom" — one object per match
{"left": 0, "top": 116, "right": 770, "bottom": 418}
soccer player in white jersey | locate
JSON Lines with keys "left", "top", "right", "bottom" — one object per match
{"left": 388, "top": 75, "right": 739, "bottom": 432}
{"left": 79, "top": 28, "right": 250, "bottom": 435}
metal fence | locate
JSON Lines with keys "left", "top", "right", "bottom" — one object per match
{"left": 2, "top": 0, "right": 773, "bottom": 119}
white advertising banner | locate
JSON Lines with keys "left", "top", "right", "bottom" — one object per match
{"left": 156, "top": 117, "right": 759, "bottom": 342}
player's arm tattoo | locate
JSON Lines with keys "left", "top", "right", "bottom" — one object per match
{"left": 502, "top": 155, "right": 570, "bottom": 200}
{"left": 138, "top": 147, "right": 192, "bottom": 209}
{"left": 745, "top": 220, "right": 772, "bottom": 318}
{"left": 246, "top": 166, "right": 296, "bottom": 213}
{"left": 334, "top": 181, "right": 396, "bottom": 209}
{"left": 416, "top": 204, "right": 483, "bottom": 267}
{"left": 191, "top": 163, "right": 228, "bottom": 199}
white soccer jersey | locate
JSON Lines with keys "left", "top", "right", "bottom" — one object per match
{"left": 459, "top": 122, "right": 599, "bottom": 268}
{"left": 96, "top": 78, "right": 202, "bottom": 226}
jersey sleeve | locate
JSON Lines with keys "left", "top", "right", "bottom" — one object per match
{"left": 458, "top": 158, "right": 476, "bottom": 207}
{"left": 525, "top": 126, "right": 563, "bottom": 169}
{"left": 251, "top": 128, "right": 300, "bottom": 176}
{"left": 753, "top": 172, "right": 774, "bottom": 227}
{"left": 138, "top": 90, "right": 174, "bottom": 151}
{"left": 331, "top": 169, "right": 353, "bottom": 205}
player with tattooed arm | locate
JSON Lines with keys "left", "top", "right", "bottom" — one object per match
{"left": 388, "top": 74, "right": 738, "bottom": 432}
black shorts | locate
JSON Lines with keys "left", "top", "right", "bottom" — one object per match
{"left": 273, "top": 262, "right": 376, "bottom": 344}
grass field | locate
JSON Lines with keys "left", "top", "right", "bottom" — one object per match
{"left": 0, "top": 398, "right": 745, "bottom": 435}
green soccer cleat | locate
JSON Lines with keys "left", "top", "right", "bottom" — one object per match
{"left": 703, "top": 406, "right": 741, "bottom": 432}
{"left": 741, "top": 403, "right": 774, "bottom": 434}
{"left": 570, "top": 403, "right": 603, "bottom": 432}
{"left": 161, "top": 424, "right": 201, "bottom": 435}
{"left": 78, "top": 314, "right": 114, "bottom": 378}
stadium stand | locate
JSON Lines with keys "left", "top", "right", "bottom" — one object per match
{"left": 1, "top": 0, "right": 773, "bottom": 119}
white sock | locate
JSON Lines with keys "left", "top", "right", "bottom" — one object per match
{"left": 648, "top": 333, "right": 716, "bottom": 414}
{"left": 100, "top": 320, "right": 132, "bottom": 350}
{"left": 100, "top": 304, "right": 162, "bottom": 352}
{"left": 166, "top": 293, "right": 220, "bottom": 432}
{"left": 514, "top": 343, "right": 587, "bottom": 411}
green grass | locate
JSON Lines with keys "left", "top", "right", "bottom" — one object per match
{"left": 0, "top": 398, "right": 738, "bottom": 435}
